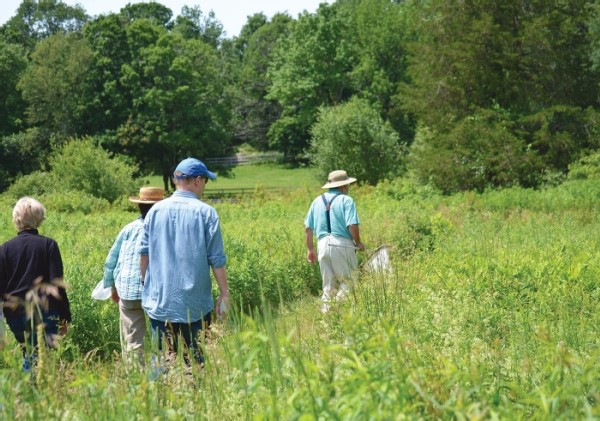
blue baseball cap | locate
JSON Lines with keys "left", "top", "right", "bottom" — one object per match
{"left": 174, "top": 157, "right": 217, "bottom": 180}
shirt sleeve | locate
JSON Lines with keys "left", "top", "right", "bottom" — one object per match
{"left": 205, "top": 209, "right": 227, "bottom": 268}
{"left": 140, "top": 217, "right": 149, "bottom": 256}
{"left": 102, "top": 229, "right": 125, "bottom": 288}
{"left": 344, "top": 197, "right": 360, "bottom": 227}
{"left": 304, "top": 201, "right": 315, "bottom": 229}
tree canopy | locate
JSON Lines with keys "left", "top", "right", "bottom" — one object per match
{"left": 2, "top": 0, "right": 600, "bottom": 193}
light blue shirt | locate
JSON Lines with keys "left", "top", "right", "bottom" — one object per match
{"left": 304, "top": 188, "right": 360, "bottom": 240}
{"left": 140, "top": 190, "right": 227, "bottom": 323}
{"left": 102, "top": 217, "right": 144, "bottom": 301}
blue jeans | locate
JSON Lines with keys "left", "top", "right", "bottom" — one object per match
{"left": 6, "top": 310, "right": 61, "bottom": 371}
{"left": 149, "top": 312, "right": 211, "bottom": 366}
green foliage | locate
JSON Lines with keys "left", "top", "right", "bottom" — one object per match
{"left": 568, "top": 150, "right": 600, "bottom": 180}
{"left": 17, "top": 32, "right": 93, "bottom": 139}
{"left": 267, "top": 3, "right": 355, "bottom": 157}
{"left": 227, "top": 13, "right": 291, "bottom": 150}
{"left": 0, "top": 129, "right": 47, "bottom": 192}
{"left": 1, "top": 178, "right": 599, "bottom": 418}
{"left": 0, "top": 0, "right": 88, "bottom": 50}
{"left": 409, "top": 109, "right": 542, "bottom": 193}
{"left": 49, "top": 138, "right": 139, "bottom": 203}
{"left": 518, "top": 105, "right": 600, "bottom": 172}
{"left": 5, "top": 171, "right": 58, "bottom": 198}
{"left": 0, "top": 38, "right": 27, "bottom": 136}
{"left": 310, "top": 97, "right": 405, "bottom": 185}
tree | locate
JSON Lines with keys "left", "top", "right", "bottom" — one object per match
{"left": 401, "top": 0, "right": 599, "bottom": 129}
{"left": 17, "top": 32, "right": 92, "bottom": 142}
{"left": 310, "top": 97, "right": 405, "bottom": 185}
{"left": 0, "top": 37, "right": 27, "bottom": 136}
{"left": 117, "top": 31, "right": 230, "bottom": 190}
{"left": 1, "top": 0, "right": 88, "bottom": 50}
{"left": 409, "top": 108, "right": 542, "bottom": 193}
{"left": 342, "top": 0, "right": 413, "bottom": 141}
{"left": 267, "top": 3, "right": 355, "bottom": 157}
{"left": 119, "top": 2, "right": 173, "bottom": 27}
{"left": 174, "top": 5, "right": 224, "bottom": 47}
{"left": 228, "top": 13, "right": 292, "bottom": 150}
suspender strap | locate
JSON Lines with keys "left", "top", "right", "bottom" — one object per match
{"left": 321, "top": 193, "right": 341, "bottom": 234}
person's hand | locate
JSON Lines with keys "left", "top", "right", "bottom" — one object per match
{"left": 59, "top": 321, "right": 69, "bottom": 336}
{"left": 307, "top": 249, "right": 316, "bottom": 264}
{"left": 111, "top": 287, "right": 120, "bottom": 304}
{"left": 216, "top": 293, "right": 229, "bottom": 320}
{"left": 356, "top": 242, "right": 366, "bottom": 252}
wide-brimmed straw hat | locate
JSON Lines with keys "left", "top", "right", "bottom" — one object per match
{"left": 129, "top": 187, "right": 165, "bottom": 204}
{"left": 322, "top": 170, "right": 357, "bottom": 189}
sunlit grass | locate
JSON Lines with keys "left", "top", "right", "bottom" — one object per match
{"left": 142, "top": 163, "right": 319, "bottom": 192}
{"left": 0, "top": 180, "right": 599, "bottom": 418}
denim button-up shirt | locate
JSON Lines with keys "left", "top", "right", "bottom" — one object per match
{"left": 140, "top": 190, "right": 227, "bottom": 323}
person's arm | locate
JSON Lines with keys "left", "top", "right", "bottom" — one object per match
{"left": 212, "top": 266, "right": 229, "bottom": 318}
{"left": 140, "top": 255, "right": 149, "bottom": 284}
{"left": 305, "top": 227, "right": 316, "bottom": 264}
{"left": 349, "top": 224, "right": 365, "bottom": 251}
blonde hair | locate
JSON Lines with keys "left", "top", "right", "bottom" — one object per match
{"left": 13, "top": 197, "right": 46, "bottom": 231}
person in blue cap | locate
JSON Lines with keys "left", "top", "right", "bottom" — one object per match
{"left": 140, "top": 157, "right": 229, "bottom": 371}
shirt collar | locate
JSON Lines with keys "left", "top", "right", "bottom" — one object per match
{"left": 18, "top": 228, "right": 39, "bottom": 236}
{"left": 173, "top": 190, "right": 198, "bottom": 199}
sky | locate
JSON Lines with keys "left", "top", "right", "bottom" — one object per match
{"left": 0, "top": 0, "right": 331, "bottom": 38}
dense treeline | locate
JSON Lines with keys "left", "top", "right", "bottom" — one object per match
{"left": 2, "top": 0, "right": 600, "bottom": 193}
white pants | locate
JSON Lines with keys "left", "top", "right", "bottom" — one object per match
{"left": 317, "top": 235, "right": 358, "bottom": 303}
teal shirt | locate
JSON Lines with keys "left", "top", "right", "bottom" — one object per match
{"left": 304, "top": 188, "right": 360, "bottom": 240}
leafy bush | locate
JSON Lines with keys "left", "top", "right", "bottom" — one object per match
{"left": 4, "top": 171, "right": 59, "bottom": 198}
{"left": 567, "top": 150, "right": 600, "bottom": 180}
{"left": 409, "top": 109, "right": 542, "bottom": 193}
{"left": 518, "top": 105, "right": 600, "bottom": 172}
{"left": 309, "top": 97, "right": 405, "bottom": 185}
{"left": 49, "top": 138, "right": 139, "bottom": 203}
{"left": 41, "top": 190, "right": 111, "bottom": 214}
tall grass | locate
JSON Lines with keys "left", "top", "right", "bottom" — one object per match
{"left": 0, "top": 179, "right": 598, "bottom": 418}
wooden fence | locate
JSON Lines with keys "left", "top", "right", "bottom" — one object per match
{"left": 203, "top": 186, "right": 286, "bottom": 201}
{"left": 204, "top": 153, "right": 284, "bottom": 167}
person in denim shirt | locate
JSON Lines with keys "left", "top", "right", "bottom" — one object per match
{"left": 102, "top": 187, "right": 164, "bottom": 363}
{"left": 140, "top": 158, "right": 229, "bottom": 369}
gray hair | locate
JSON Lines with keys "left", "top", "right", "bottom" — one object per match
{"left": 13, "top": 197, "right": 46, "bottom": 231}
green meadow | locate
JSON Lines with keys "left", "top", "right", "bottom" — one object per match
{"left": 145, "top": 163, "right": 319, "bottom": 192}
{"left": 0, "top": 166, "right": 598, "bottom": 419}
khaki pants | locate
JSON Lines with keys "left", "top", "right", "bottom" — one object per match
{"left": 119, "top": 299, "right": 146, "bottom": 362}
{"left": 317, "top": 235, "right": 358, "bottom": 304}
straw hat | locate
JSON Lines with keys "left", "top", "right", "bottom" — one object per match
{"left": 322, "top": 170, "right": 357, "bottom": 189}
{"left": 129, "top": 187, "right": 165, "bottom": 204}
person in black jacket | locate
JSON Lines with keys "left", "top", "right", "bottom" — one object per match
{"left": 0, "top": 197, "right": 71, "bottom": 372}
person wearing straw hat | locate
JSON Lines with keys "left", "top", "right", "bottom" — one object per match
{"left": 140, "top": 157, "right": 229, "bottom": 371}
{"left": 102, "top": 186, "right": 164, "bottom": 364}
{"left": 305, "top": 170, "right": 365, "bottom": 313}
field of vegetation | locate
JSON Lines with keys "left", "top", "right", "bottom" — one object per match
{"left": 0, "top": 163, "right": 598, "bottom": 419}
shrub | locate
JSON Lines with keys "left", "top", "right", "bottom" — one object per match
{"left": 567, "top": 150, "right": 600, "bottom": 180}
{"left": 5, "top": 171, "right": 59, "bottom": 199}
{"left": 409, "top": 109, "right": 542, "bottom": 193}
{"left": 309, "top": 97, "right": 405, "bottom": 185}
{"left": 49, "top": 138, "right": 139, "bottom": 203}
{"left": 41, "top": 190, "right": 111, "bottom": 214}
